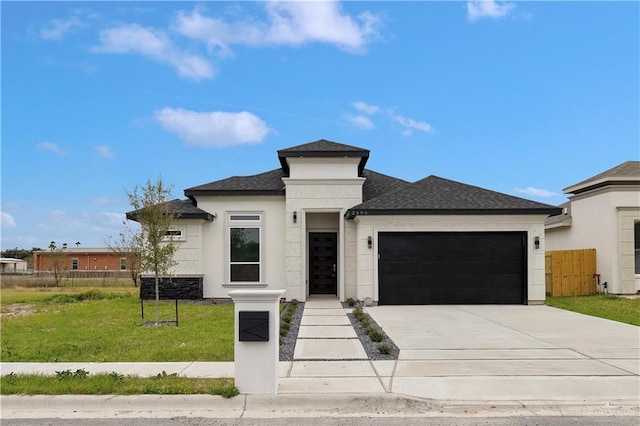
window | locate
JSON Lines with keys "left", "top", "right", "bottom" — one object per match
{"left": 635, "top": 222, "right": 640, "bottom": 275}
{"left": 71, "top": 258, "right": 78, "bottom": 270}
{"left": 163, "top": 227, "right": 186, "bottom": 241}
{"left": 120, "top": 258, "right": 127, "bottom": 270}
{"left": 229, "top": 214, "right": 261, "bottom": 283}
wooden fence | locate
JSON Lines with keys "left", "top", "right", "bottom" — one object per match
{"left": 545, "top": 249, "right": 597, "bottom": 296}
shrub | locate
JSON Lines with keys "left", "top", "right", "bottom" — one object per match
{"left": 368, "top": 329, "right": 384, "bottom": 342}
{"left": 377, "top": 344, "right": 391, "bottom": 355}
{"left": 346, "top": 297, "right": 356, "bottom": 307}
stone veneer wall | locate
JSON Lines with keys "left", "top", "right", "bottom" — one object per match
{"left": 140, "top": 276, "right": 203, "bottom": 300}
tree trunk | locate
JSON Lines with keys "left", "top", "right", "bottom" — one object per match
{"left": 155, "top": 273, "right": 160, "bottom": 324}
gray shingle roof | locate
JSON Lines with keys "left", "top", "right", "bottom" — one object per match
{"left": 126, "top": 199, "right": 214, "bottom": 222}
{"left": 184, "top": 169, "right": 286, "bottom": 196}
{"left": 564, "top": 161, "right": 640, "bottom": 194}
{"left": 361, "top": 169, "right": 412, "bottom": 202}
{"left": 347, "top": 175, "right": 561, "bottom": 217}
{"left": 277, "top": 139, "right": 370, "bottom": 175}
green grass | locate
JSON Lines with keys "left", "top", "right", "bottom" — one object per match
{"left": 1, "top": 371, "right": 238, "bottom": 397}
{"left": 546, "top": 294, "right": 640, "bottom": 326}
{"left": 1, "top": 289, "right": 234, "bottom": 362}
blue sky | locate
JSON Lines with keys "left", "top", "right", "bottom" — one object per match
{"left": 1, "top": 1, "right": 638, "bottom": 250}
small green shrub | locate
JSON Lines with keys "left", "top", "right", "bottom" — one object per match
{"left": 346, "top": 297, "right": 356, "bottom": 307}
{"left": 368, "top": 329, "right": 384, "bottom": 342}
{"left": 377, "top": 344, "right": 391, "bottom": 355}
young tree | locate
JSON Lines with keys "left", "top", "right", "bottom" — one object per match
{"left": 105, "top": 220, "right": 142, "bottom": 287}
{"left": 47, "top": 241, "right": 69, "bottom": 287}
{"left": 126, "top": 176, "right": 179, "bottom": 324}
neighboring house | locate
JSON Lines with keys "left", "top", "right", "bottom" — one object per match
{"left": 33, "top": 248, "right": 138, "bottom": 276}
{"left": 0, "top": 258, "right": 28, "bottom": 274}
{"left": 128, "top": 139, "right": 560, "bottom": 305}
{"left": 545, "top": 161, "right": 640, "bottom": 295}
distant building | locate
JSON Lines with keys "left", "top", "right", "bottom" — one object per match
{"left": 33, "top": 248, "right": 139, "bottom": 277}
{"left": 0, "top": 258, "right": 28, "bottom": 274}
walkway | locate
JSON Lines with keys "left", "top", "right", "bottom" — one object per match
{"left": 278, "top": 297, "right": 391, "bottom": 393}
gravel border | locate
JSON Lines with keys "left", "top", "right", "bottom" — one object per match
{"left": 278, "top": 301, "right": 399, "bottom": 361}
{"left": 279, "top": 302, "right": 305, "bottom": 361}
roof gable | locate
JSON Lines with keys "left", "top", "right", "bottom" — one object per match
{"left": 564, "top": 161, "right": 640, "bottom": 195}
{"left": 347, "top": 175, "right": 561, "bottom": 217}
{"left": 277, "top": 139, "right": 370, "bottom": 176}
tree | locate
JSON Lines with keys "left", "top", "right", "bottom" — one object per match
{"left": 105, "top": 220, "right": 142, "bottom": 287}
{"left": 47, "top": 241, "right": 69, "bottom": 287}
{"left": 126, "top": 176, "right": 179, "bottom": 324}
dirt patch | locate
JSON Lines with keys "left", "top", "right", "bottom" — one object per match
{"left": 1, "top": 303, "right": 36, "bottom": 318}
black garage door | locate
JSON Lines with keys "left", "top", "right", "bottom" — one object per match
{"left": 378, "top": 232, "right": 526, "bottom": 305}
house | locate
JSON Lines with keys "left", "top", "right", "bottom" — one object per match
{"left": 128, "top": 139, "right": 560, "bottom": 305}
{"left": 33, "top": 248, "right": 138, "bottom": 277}
{"left": 545, "top": 161, "right": 640, "bottom": 295}
{"left": 0, "top": 258, "right": 28, "bottom": 274}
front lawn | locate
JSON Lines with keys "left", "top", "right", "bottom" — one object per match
{"left": 546, "top": 294, "right": 640, "bottom": 326}
{"left": 1, "top": 289, "right": 234, "bottom": 362}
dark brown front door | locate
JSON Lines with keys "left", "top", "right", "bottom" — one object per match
{"left": 309, "top": 232, "right": 337, "bottom": 295}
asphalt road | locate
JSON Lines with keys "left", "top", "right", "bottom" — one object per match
{"left": 3, "top": 417, "right": 640, "bottom": 426}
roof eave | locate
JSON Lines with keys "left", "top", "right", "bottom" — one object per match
{"left": 564, "top": 178, "right": 640, "bottom": 195}
{"left": 346, "top": 207, "right": 563, "bottom": 219}
{"left": 184, "top": 189, "right": 285, "bottom": 197}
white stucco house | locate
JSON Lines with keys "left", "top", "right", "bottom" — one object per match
{"left": 545, "top": 161, "right": 640, "bottom": 295}
{"left": 128, "top": 140, "right": 560, "bottom": 305}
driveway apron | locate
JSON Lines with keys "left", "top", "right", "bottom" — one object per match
{"left": 365, "top": 304, "right": 640, "bottom": 402}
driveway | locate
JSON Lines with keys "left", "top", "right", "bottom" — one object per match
{"left": 366, "top": 305, "right": 640, "bottom": 403}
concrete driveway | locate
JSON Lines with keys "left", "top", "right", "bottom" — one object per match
{"left": 366, "top": 305, "right": 640, "bottom": 403}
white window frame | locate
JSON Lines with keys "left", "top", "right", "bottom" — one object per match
{"left": 71, "top": 258, "right": 79, "bottom": 270}
{"left": 227, "top": 213, "right": 263, "bottom": 284}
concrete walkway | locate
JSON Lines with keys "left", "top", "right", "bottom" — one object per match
{"left": 279, "top": 297, "right": 390, "bottom": 394}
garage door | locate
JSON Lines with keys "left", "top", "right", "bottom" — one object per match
{"left": 378, "top": 232, "right": 526, "bottom": 305}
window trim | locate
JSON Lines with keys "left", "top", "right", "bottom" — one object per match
{"left": 226, "top": 212, "right": 263, "bottom": 284}
{"left": 120, "top": 257, "right": 127, "bottom": 270}
{"left": 71, "top": 258, "right": 79, "bottom": 270}
{"left": 163, "top": 226, "right": 186, "bottom": 242}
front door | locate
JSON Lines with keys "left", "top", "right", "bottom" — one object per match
{"left": 309, "top": 232, "right": 337, "bottom": 295}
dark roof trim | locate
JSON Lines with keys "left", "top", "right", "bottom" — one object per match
{"left": 184, "top": 189, "right": 285, "bottom": 197}
{"left": 568, "top": 180, "right": 640, "bottom": 195}
{"left": 346, "top": 207, "right": 562, "bottom": 219}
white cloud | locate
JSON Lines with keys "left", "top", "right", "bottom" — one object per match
{"left": 1, "top": 212, "right": 16, "bottom": 229}
{"left": 344, "top": 114, "right": 374, "bottom": 130}
{"left": 40, "top": 16, "right": 83, "bottom": 40}
{"left": 175, "top": 1, "right": 381, "bottom": 55}
{"left": 393, "top": 115, "right": 435, "bottom": 136}
{"left": 95, "top": 145, "right": 115, "bottom": 159}
{"left": 37, "top": 141, "right": 66, "bottom": 156}
{"left": 155, "top": 107, "right": 269, "bottom": 148}
{"left": 514, "top": 187, "right": 559, "bottom": 198}
{"left": 352, "top": 101, "right": 379, "bottom": 115}
{"left": 467, "top": 1, "right": 516, "bottom": 22}
{"left": 92, "top": 23, "right": 215, "bottom": 81}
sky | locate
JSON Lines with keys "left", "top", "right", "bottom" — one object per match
{"left": 1, "top": 0, "right": 638, "bottom": 250}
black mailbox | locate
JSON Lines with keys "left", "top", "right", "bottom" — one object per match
{"left": 239, "top": 311, "right": 269, "bottom": 342}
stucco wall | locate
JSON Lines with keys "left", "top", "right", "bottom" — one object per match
{"left": 546, "top": 186, "right": 640, "bottom": 294}
{"left": 353, "top": 214, "right": 549, "bottom": 304}
{"left": 181, "top": 195, "right": 286, "bottom": 299}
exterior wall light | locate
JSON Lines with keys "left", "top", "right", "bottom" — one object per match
{"left": 293, "top": 211, "right": 297, "bottom": 223}
{"left": 367, "top": 236, "right": 373, "bottom": 249}
{"left": 534, "top": 236, "right": 540, "bottom": 249}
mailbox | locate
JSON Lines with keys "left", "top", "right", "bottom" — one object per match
{"left": 239, "top": 311, "right": 269, "bottom": 342}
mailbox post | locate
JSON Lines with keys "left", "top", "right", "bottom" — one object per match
{"left": 228, "top": 289, "right": 286, "bottom": 394}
